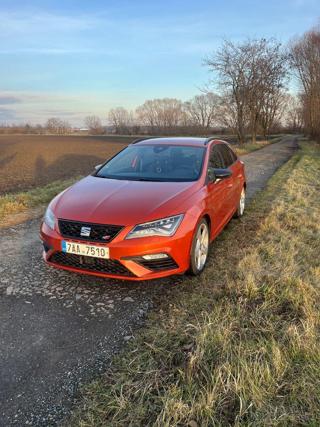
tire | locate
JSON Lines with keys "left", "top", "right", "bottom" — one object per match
{"left": 188, "top": 218, "right": 210, "bottom": 276}
{"left": 234, "top": 187, "right": 246, "bottom": 218}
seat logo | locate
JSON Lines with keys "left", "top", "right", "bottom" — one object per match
{"left": 80, "top": 226, "right": 91, "bottom": 237}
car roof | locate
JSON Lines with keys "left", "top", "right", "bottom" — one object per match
{"left": 132, "top": 137, "right": 227, "bottom": 147}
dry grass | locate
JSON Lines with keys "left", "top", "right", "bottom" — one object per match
{"left": 0, "top": 176, "right": 80, "bottom": 221}
{"left": 70, "top": 140, "right": 320, "bottom": 427}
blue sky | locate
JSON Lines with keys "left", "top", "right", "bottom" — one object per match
{"left": 0, "top": 0, "right": 319, "bottom": 125}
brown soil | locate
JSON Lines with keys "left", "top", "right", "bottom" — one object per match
{"left": 0, "top": 135, "right": 135, "bottom": 194}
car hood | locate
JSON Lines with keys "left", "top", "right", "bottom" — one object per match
{"left": 52, "top": 175, "right": 198, "bottom": 226}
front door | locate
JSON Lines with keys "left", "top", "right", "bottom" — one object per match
{"left": 206, "top": 145, "right": 231, "bottom": 238}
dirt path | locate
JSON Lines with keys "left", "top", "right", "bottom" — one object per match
{"left": 0, "top": 136, "right": 297, "bottom": 426}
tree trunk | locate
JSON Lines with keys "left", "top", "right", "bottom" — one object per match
{"left": 237, "top": 106, "right": 246, "bottom": 144}
{"left": 251, "top": 114, "right": 257, "bottom": 143}
{"left": 237, "top": 127, "right": 246, "bottom": 144}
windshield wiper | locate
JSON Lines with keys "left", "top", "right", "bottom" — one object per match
{"left": 95, "top": 175, "right": 164, "bottom": 182}
{"left": 134, "top": 178, "right": 164, "bottom": 182}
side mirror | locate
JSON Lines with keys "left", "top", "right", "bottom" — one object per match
{"left": 213, "top": 168, "right": 232, "bottom": 180}
{"left": 94, "top": 164, "right": 102, "bottom": 171}
{"left": 207, "top": 167, "right": 216, "bottom": 183}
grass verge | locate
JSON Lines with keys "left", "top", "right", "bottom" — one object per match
{"left": 0, "top": 177, "right": 80, "bottom": 222}
{"left": 234, "top": 135, "right": 286, "bottom": 156}
{"left": 70, "top": 140, "right": 320, "bottom": 426}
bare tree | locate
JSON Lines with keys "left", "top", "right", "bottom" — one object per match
{"left": 158, "top": 98, "right": 183, "bottom": 128}
{"left": 289, "top": 27, "right": 320, "bottom": 140}
{"left": 136, "top": 98, "right": 183, "bottom": 132}
{"left": 184, "top": 93, "right": 222, "bottom": 129}
{"left": 85, "top": 115, "right": 103, "bottom": 134}
{"left": 45, "top": 117, "right": 71, "bottom": 135}
{"left": 136, "top": 100, "right": 157, "bottom": 131}
{"left": 248, "top": 41, "right": 287, "bottom": 141}
{"left": 214, "top": 92, "right": 247, "bottom": 136}
{"left": 283, "top": 94, "right": 303, "bottom": 132}
{"left": 258, "top": 88, "right": 287, "bottom": 139}
{"left": 107, "top": 107, "right": 132, "bottom": 134}
{"left": 204, "top": 41, "right": 250, "bottom": 143}
{"left": 46, "top": 118, "right": 60, "bottom": 133}
{"left": 205, "top": 38, "right": 288, "bottom": 143}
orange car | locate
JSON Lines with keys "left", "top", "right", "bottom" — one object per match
{"left": 40, "top": 137, "right": 246, "bottom": 280}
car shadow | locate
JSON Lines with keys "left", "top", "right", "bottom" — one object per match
{"left": 33, "top": 153, "right": 106, "bottom": 184}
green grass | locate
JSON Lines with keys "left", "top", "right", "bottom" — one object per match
{"left": 70, "top": 140, "right": 320, "bottom": 426}
{"left": 0, "top": 176, "right": 81, "bottom": 221}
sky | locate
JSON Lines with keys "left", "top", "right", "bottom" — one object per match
{"left": 0, "top": 0, "right": 319, "bottom": 126}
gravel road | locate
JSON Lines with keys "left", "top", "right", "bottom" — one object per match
{"left": 0, "top": 136, "right": 297, "bottom": 426}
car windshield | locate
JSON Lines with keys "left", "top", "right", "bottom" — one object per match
{"left": 96, "top": 144, "right": 206, "bottom": 182}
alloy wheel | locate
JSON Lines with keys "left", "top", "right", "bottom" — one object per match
{"left": 194, "top": 222, "right": 209, "bottom": 271}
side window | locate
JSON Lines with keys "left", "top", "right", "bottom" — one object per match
{"left": 209, "top": 146, "right": 224, "bottom": 168}
{"left": 217, "top": 144, "right": 234, "bottom": 168}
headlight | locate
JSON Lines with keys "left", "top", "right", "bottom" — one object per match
{"left": 126, "top": 214, "right": 184, "bottom": 239}
{"left": 44, "top": 206, "right": 56, "bottom": 230}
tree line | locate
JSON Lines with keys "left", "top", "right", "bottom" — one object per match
{"left": 103, "top": 26, "right": 320, "bottom": 143}
{"left": 0, "top": 24, "right": 318, "bottom": 143}
{"left": 290, "top": 27, "right": 320, "bottom": 140}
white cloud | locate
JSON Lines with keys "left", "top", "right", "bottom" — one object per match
{"left": 0, "top": 8, "right": 221, "bottom": 56}
{"left": 0, "top": 11, "right": 100, "bottom": 34}
{"left": 0, "top": 90, "right": 116, "bottom": 125}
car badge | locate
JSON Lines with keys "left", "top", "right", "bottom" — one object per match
{"left": 80, "top": 226, "right": 91, "bottom": 237}
{"left": 102, "top": 235, "right": 111, "bottom": 240}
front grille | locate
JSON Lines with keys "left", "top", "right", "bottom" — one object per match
{"left": 58, "top": 219, "right": 123, "bottom": 243}
{"left": 136, "top": 256, "right": 178, "bottom": 272}
{"left": 49, "top": 252, "right": 135, "bottom": 277}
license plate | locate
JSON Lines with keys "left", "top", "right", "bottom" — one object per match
{"left": 62, "top": 241, "right": 109, "bottom": 259}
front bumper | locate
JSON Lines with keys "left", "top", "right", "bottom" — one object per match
{"left": 40, "top": 216, "right": 195, "bottom": 281}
